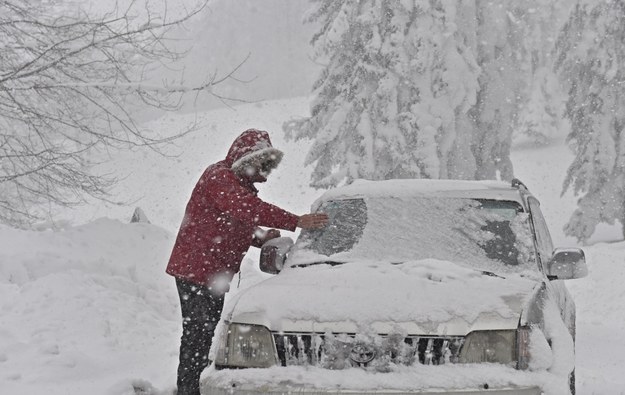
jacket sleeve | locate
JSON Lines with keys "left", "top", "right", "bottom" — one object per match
{"left": 207, "top": 169, "right": 299, "bottom": 231}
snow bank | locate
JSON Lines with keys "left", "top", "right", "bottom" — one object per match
{"left": 567, "top": 241, "right": 625, "bottom": 392}
{"left": 0, "top": 220, "right": 180, "bottom": 395}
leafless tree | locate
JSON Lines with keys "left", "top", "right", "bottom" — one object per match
{"left": 0, "top": 0, "right": 241, "bottom": 227}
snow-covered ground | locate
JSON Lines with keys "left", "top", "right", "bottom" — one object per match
{"left": 1, "top": 97, "right": 624, "bottom": 394}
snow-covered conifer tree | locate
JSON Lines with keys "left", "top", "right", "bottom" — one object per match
{"left": 284, "top": 0, "right": 480, "bottom": 187}
{"left": 516, "top": 0, "right": 572, "bottom": 145}
{"left": 555, "top": 0, "right": 625, "bottom": 241}
{"left": 287, "top": 1, "right": 558, "bottom": 187}
{"left": 467, "top": 1, "right": 532, "bottom": 180}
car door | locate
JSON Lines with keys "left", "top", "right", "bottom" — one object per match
{"left": 527, "top": 197, "right": 576, "bottom": 337}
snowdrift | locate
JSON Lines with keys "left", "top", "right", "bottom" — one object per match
{"left": 0, "top": 219, "right": 180, "bottom": 394}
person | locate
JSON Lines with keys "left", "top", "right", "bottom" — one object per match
{"left": 165, "top": 128, "right": 328, "bottom": 395}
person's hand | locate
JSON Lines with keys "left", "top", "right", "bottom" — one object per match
{"left": 297, "top": 213, "right": 329, "bottom": 229}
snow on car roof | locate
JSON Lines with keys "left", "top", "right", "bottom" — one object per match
{"left": 314, "top": 179, "right": 526, "bottom": 208}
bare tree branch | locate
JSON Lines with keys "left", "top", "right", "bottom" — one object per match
{"left": 0, "top": 0, "right": 247, "bottom": 227}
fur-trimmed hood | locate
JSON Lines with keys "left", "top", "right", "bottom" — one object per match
{"left": 226, "top": 129, "right": 283, "bottom": 175}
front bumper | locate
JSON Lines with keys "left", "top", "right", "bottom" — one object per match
{"left": 201, "top": 365, "right": 545, "bottom": 395}
{"left": 202, "top": 383, "right": 541, "bottom": 395}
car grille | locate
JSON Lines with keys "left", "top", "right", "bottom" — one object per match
{"left": 273, "top": 332, "right": 465, "bottom": 369}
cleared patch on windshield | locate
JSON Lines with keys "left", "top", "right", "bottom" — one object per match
{"left": 301, "top": 199, "right": 367, "bottom": 256}
{"left": 454, "top": 200, "right": 534, "bottom": 267}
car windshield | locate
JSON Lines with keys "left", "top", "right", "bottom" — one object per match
{"left": 287, "top": 196, "right": 537, "bottom": 274}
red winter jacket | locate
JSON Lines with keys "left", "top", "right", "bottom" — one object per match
{"left": 166, "top": 129, "right": 299, "bottom": 286}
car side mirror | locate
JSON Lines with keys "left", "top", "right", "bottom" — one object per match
{"left": 546, "top": 247, "right": 588, "bottom": 280}
{"left": 259, "top": 237, "right": 294, "bottom": 274}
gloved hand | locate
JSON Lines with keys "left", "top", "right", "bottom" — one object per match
{"left": 265, "top": 228, "right": 281, "bottom": 240}
{"left": 254, "top": 228, "right": 281, "bottom": 245}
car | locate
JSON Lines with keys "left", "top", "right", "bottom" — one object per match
{"left": 203, "top": 178, "right": 587, "bottom": 395}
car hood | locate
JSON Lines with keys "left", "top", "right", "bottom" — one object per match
{"left": 224, "top": 259, "right": 540, "bottom": 336}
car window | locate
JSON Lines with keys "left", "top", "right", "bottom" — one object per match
{"left": 290, "top": 196, "right": 538, "bottom": 274}
{"left": 528, "top": 197, "right": 554, "bottom": 264}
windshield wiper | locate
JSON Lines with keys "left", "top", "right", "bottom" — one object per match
{"left": 480, "top": 270, "right": 506, "bottom": 279}
{"left": 293, "top": 261, "right": 345, "bottom": 268}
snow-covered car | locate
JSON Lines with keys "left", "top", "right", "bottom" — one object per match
{"left": 204, "top": 179, "right": 587, "bottom": 395}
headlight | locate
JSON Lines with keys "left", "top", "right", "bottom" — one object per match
{"left": 214, "top": 323, "right": 277, "bottom": 368}
{"left": 459, "top": 329, "right": 516, "bottom": 366}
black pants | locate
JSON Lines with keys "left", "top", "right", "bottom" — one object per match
{"left": 175, "top": 278, "right": 225, "bottom": 395}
